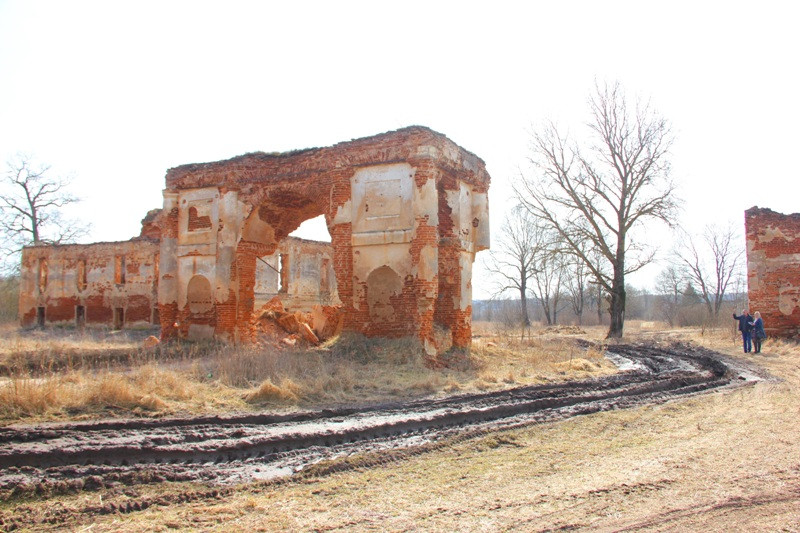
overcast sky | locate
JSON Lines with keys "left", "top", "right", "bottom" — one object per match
{"left": 1, "top": 1, "right": 798, "bottom": 297}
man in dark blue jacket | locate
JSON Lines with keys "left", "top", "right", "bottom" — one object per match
{"left": 732, "top": 309, "right": 753, "bottom": 353}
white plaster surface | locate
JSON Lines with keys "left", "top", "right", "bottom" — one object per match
{"left": 352, "top": 164, "right": 414, "bottom": 234}
{"left": 778, "top": 284, "right": 800, "bottom": 315}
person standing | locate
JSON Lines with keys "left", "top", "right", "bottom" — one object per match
{"left": 751, "top": 311, "right": 766, "bottom": 353}
{"left": 733, "top": 309, "right": 753, "bottom": 353}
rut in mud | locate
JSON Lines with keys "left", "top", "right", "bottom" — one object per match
{"left": 0, "top": 342, "right": 759, "bottom": 496}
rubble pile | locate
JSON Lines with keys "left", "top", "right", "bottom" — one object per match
{"left": 253, "top": 296, "right": 342, "bottom": 347}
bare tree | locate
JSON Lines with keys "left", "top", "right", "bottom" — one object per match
{"left": 564, "top": 254, "right": 590, "bottom": 325}
{"left": 674, "top": 223, "right": 744, "bottom": 320}
{"left": 655, "top": 265, "right": 684, "bottom": 327}
{"left": 485, "top": 207, "right": 544, "bottom": 328}
{"left": 560, "top": 237, "right": 596, "bottom": 325}
{"left": 515, "top": 81, "right": 679, "bottom": 338}
{"left": 529, "top": 230, "right": 568, "bottom": 325}
{"left": 0, "top": 154, "right": 89, "bottom": 262}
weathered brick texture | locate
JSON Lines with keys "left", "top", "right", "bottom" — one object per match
{"left": 21, "top": 127, "right": 491, "bottom": 354}
{"left": 19, "top": 240, "right": 159, "bottom": 329}
{"left": 745, "top": 207, "right": 800, "bottom": 338}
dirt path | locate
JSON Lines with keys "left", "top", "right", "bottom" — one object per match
{"left": 0, "top": 342, "right": 759, "bottom": 509}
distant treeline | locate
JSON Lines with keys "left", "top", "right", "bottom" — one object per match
{"left": 473, "top": 287, "right": 748, "bottom": 328}
{"left": 0, "top": 275, "right": 19, "bottom": 323}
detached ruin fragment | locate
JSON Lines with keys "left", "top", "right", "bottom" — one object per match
{"left": 19, "top": 127, "right": 491, "bottom": 354}
{"left": 745, "top": 207, "right": 800, "bottom": 338}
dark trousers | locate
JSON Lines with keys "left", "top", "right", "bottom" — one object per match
{"left": 753, "top": 336, "right": 762, "bottom": 353}
{"left": 742, "top": 331, "right": 752, "bottom": 353}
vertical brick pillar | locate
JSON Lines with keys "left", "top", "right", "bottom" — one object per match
{"left": 450, "top": 251, "right": 473, "bottom": 348}
{"left": 215, "top": 267, "right": 238, "bottom": 342}
{"left": 409, "top": 160, "right": 439, "bottom": 352}
{"left": 158, "top": 191, "right": 180, "bottom": 340}
{"left": 328, "top": 170, "right": 355, "bottom": 331}
{"left": 233, "top": 241, "right": 273, "bottom": 342}
{"left": 433, "top": 170, "right": 462, "bottom": 348}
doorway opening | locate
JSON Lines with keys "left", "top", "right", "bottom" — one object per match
{"left": 76, "top": 305, "right": 86, "bottom": 329}
{"left": 113, "top": 307, "right": 124, "bottom": 330}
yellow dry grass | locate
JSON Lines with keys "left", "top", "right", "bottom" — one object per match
{"left": 0, "top": 365, "right": 237, "bottom": 419}
{"left": 0, "top": 325, "right": 615, "bottom": 425}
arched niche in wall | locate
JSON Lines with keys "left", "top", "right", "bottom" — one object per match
{"left": 187, "top": 274, "right": 213, "bottom": 314}
{"left": 366, "top": 265, "right": 403, "bottom": 321}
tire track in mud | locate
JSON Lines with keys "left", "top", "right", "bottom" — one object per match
{"left": 0, "top": 342, "right": 759, "bottom": 497}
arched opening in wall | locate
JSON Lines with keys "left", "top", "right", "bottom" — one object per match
{"left": 253, "top": 214, "right": 336, "bottom": 311}
{"left": 289, "top": 215, "right": 331, "bottom": 243}
{"left": 367, "top": 265, "right": 403, "bottom": 322}
{"left": 187, "top": 275, "right": 213, "bottom": 314}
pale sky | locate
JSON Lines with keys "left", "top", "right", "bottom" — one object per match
{"left": 1, "top": 1, "right": 799, "bottom": 297}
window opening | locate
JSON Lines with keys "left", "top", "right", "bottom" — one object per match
{"left": 38, "top": 258, "right": 48, "bottom": 294}
{"left": 279, "top": 254, "right": 289, "bottom": 293}
{"left": 113, "top": 307, "right": 124, "bottom": 330}
{"left": 75, "top": 305, "right": 86, "bottom": 329}
{"left": 187, "top": 205, "right": 213, "bottom": 232}
{"left": 36, "top": 306, "right": 45, "bottom": 328}
{"left": 115, "top": 255, "right": 126, "bottom": 285}
{"left": 77, "top": 259, "right": 87, "bottom": 292}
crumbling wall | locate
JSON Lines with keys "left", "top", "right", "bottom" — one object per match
{"left": 158, "top": 126, "right": 491, "bottom": 353}
{"left": 745, "top": 207, "right": 800, "bottom": 338}
{"left": 19, "top": 240, "right": 160, "bottom": 328}
{"left": 18, "top": 127, "right": 491, "bottom": 354}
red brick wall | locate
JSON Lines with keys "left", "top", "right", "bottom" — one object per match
{"left": 19, "top": 240, "right": 159, "bottom": 329}
{"left": 29, "top": 127, "right": 491, "bottom": 352}
{"left": 163, "top": 127, "right": 490, "bottom": 351}
{"left": 745, "top": 207, "right": 800, "bottom": 338}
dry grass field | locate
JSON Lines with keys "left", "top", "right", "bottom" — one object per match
{"left": 0, "top": 322, "right": 612, "bottom": 425}
{"left": 1, "top": 321, "right": 798, "bottom": 531}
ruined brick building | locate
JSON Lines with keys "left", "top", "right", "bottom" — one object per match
{"left": 745, "top": 207, "right": 800, "bottom": 338}
{"left": 19, "top": 235, "right": 335, "bottom": 332}
{"left": 19, "top": 127, "right": 491, "bottom": 353}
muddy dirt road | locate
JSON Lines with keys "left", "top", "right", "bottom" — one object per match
{"left": 0, "top": 342, "right": 759, "bottom": 497}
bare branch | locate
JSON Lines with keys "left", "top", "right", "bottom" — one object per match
{"left": 0, "top": 154, "right": 91, "bottom": 271}
{"left": 515, "top": 81, "right": 679, "bottom": 338}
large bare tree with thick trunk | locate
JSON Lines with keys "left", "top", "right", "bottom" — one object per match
{"left": 674, "top": 223, "right": 744, "bottom": 320}
{"left": 515, "top": 82, "right": 678, "bottom": 338}
{"left": 0, "top": 154, "right": 90, "bottom": 270}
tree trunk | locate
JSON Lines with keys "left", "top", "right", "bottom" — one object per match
{"left": 607, "top": 285, "right": 625, "bottom": 338}
{"left": 519, "top": 285, "right": 531, "bottom": 327}
{"left": 596, "top": 285, "right": 603, "bottom": 325}
{"left": 541, "top": 297, "right": 553, "bottom": 325}
{"left": 606, "top": 264, "right": 625, "bottom": 338}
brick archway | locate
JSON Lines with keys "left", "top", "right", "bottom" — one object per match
{"left": 157, "top": 127, "right": 491, "bottom": 353}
